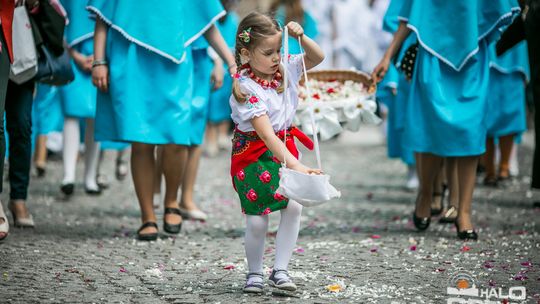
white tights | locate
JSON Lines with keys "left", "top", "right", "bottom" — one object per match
{"left": 62, "top": 118, "right": 101, "bottom": 190}
{"left": 244, "top": 200, "right": 302, "bottom": 279}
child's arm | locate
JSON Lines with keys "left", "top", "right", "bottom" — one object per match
{"left": 287, "top": 22, "right": 324, "bottom": 70}
{"left": 251, "top": 115, "right": 321, "bottom": 175}
{"left": 210, "top": 56, "right": 224, "bottom": 90}
{"left": 204, "top": 25, "right": 237, "bottom": 76}
{"left": 92, "top": 17, "right": 109, "bottom": 92}
{"left": 371, "top": 21, "right": 412, "bottom": 83}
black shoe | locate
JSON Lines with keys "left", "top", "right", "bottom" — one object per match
{"left": 413, "top": 211, "right": 431, "bottom": 231}
{"left": 483, "top": 176, "right": 498, "bottom": 187}
{"left": 137, "top": 222, "right": 158, "bottom": 241}
{"left": 84, "top": 186, "right": 102, "bottom": 196}
{"left": 163, "top": 208, "right": 182, "bottom": 234}
{"left": 533, "top": 201, "right": 540, "bottom": 208}
{"left": 455, "top": 221, "right": 478, "bottom": 240}
{"left": 36, "top": 166, "right": 46, "bottom": 178}
{"left": 60, "top": 183, "right": 75, "bottom": 196}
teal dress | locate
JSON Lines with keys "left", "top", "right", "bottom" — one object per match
{"left": 399, "top": 0, "right": 520, "bottom": 156}
{"left": 87, "top": 0, "right": 225, "bottom": 145}
{"left": 32, "top": 84, "right": 63, "bottom": 136}
{"left": 275, "top": 7, "right": 318, "bottom": 55}
{"left": 60, "top": 1, "right": 97, "bottom": 118}
{"left": 486, "top": 41, "right": 529, "bottom": 138}
{"left": 190, "top": 38, "right": 213, "bottom": 146}
{"left": 208, "top": 13, "right": 239, "bottom": 124}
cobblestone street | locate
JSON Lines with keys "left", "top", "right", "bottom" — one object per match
{"left": 1, "top": 127, "right": 539, "bottom": 303}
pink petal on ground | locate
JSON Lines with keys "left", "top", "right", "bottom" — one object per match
{"left": 410, "top": 245, "right": 417, "bottom": 251}
{"left": 119, "top": 267, "right": 127, "bottom": 273}
{"left": 295, "top": 248, "right": 305, "bottom": 253}
{"left": 370, "top": 235, "right": 381, "bottom": 239}
{"left": 223, "top": 265, "right": 235, "bottom": 270}
{"left": 520, "top": 261, "right": 533, "bottom": 268}
{"left": 461, "top": 246, "right": 471, "bottom": 252}
{"left": 370, "top": 247, "right": 378, "bottom": 253}
{"left": 435, "top": 268, "right": 446, "bottom": 273}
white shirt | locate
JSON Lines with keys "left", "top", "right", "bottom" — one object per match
{"left": 230, "top": 54, "right": 304, "bottom": 133}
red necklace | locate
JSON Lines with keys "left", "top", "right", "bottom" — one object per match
{"left": 243, "top": 64, "right": 282, "bottom": 89}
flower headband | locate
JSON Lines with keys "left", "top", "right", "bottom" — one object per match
{"left": 238, "top": 27, "right": 251, "bottom": 43}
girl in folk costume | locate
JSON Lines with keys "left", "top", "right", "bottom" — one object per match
{"left": 373, "top": 0, "right": 521, "bottom": 240}
{"left": 483, "top": 41, "right": 529, "bottom": 186}
{"left": 59, "top": 0, "right": 102, "bottom": 196}
{"left": 89, "top": 0, "right": 236, "bottom": 241}
{"left": 229, "top": 13, "right": 324, "bottom": 293}
{"left": 206, "top": 0, "right": 239, "bottom": 157}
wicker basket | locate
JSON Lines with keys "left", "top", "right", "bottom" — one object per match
{"left": 299, "top": 69, "right": 376, "bottom": 94}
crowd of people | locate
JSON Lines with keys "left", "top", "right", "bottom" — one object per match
{"left": 0, "top": 0, "right": 538, "bottom": 294}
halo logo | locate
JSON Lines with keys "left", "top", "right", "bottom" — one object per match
{"left": 446, "top": 271, "right": 526, "bottom": 304}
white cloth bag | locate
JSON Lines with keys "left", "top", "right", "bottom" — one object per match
{"left": 276, "top": 31, "right": 341, "bottom": 207}
{"left": 9, "top": 3, "right": 38, "bottom": 84}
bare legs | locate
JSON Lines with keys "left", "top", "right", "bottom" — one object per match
{"left": 180, "top": 146, "right": 204, "bottom": 212}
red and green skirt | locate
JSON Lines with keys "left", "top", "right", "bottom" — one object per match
{"left": 230, "top": 127, "right": 313, "bottom": 216}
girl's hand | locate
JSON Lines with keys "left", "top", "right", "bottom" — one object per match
{"left": 211, "top": 63, "right": 224, "bottom": 90}
{"left": 286, "top": 21, "right": 304, "bottom": 38}
{"left": 289, "top": 162, "right": 323, "bottom": 175}
{"left": 92, "top": 65, "right": 109, "bottom": 92}
{"left": 73, "top": 54, "right": 94, "bottom": 73}
{"left": 372, "top": 57, "right": 390, "bottom": 83}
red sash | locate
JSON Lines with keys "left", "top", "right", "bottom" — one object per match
{"left": 230, "top": 126, "right": 314, "bottom": 182}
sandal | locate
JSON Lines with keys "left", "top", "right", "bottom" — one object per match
{"left": 439, "top": 206, "right": 458, "bottom": 224}
{"left": 269, "top": 269, "right": 297, "bottom": 291}
{"left": 243, "top": 272, "right": 264, "bottom": 293}
{"left": 137, "top": 222, "right": 158, "bottom": 241}
{"left": 163, "top": 208, "right": 182, "bottom": 234}
{"left": 115, "top": 159, "right": 128, "bottom": 181}
{"left": 8, "top": 200, "right": 34, "bottom": 228}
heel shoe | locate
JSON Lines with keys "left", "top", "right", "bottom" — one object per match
{"left": 8, "top": 201, "right": 35, "bottom": 228}
{"left": 163, "top": 208, "right": 182, "bottom": 234}
{"left": 455, "top": 221, "right": 478, "bottom": 240}
{"left": 412, "top": 211, "right": 430, "bottom": 231}
{"left": 178, "top": 207, "right": 208, "bottom": 222}
{"left": 137, "top": 222, "right": 158, "bottom": 241}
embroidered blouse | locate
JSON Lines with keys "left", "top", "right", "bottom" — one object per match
{"left": 230, "top": 54, "right": 304, "bottom": 132}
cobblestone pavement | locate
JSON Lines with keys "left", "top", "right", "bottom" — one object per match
{"left": 1, "top": 127, "right": 539, "bottom": 304}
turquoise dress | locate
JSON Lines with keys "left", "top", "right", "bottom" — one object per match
{"left": 87, "top": 0, "right": 225, "bottom": 145}
{"left": 379, "top": 0, "right": 415, "bottom": 165}
{"left": 399, "top": 0, "right": 520, "bottom": 157}
{"left": 208, "top": 13, "right": 238, "bottom": 124}
{"left": 486, "top": 41, "right": 529, "bottom": 138}
{"left": 60, "top": 1, "right": 97, "bottom": 118}
{"left": 190, "top": 38, "right": 213, "bottom": 146}
{"left": 275, "top": 7, "right": 318, "bottom": 55}
{"left": 32, "top": 84, "right": 63, "bottom": 136}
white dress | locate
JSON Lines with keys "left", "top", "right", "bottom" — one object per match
{"left": 230, "top": 55, "right": 304, "bottom": 132}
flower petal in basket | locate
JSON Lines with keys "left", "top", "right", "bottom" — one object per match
{"left": 298, "top": 105, "right": 342, "bottom": 141}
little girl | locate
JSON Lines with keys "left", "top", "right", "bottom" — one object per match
{"left": 229, "top": 12, "right": 324, "bottom": 293}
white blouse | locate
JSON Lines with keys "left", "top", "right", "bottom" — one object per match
{"left": 230, "top": 54, "right": 304, "bottom": 132}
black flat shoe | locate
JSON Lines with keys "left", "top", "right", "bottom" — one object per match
{"left": 60, "top": 183, "right": 75, "bottom": 196}
{"left": 85, "top": 187, "right": 102, "bottom": 196}
{"left": 137, "top": 222, "right": 158, "bottom": 241}
{"left": 36, "top": 166, "right": 46, "bottom": 178}
{"left": 412, "top": 211, "right": 430, "bottom": 231}
{"left": 163, "top": 208, "right": 182, "bottom": 234}
{"left": 455, "top": 221, "right": 478, "bottom": 240}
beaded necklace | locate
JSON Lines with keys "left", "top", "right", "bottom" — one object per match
{"left": 243, "top": 64, "right": 282, "bottom": 90}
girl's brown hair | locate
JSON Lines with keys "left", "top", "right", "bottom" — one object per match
{"left": 232, "top": 12, "right": 283, "bottom": 102}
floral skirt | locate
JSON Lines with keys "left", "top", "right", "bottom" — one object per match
{"left": 233, "top": 150, "right": 288, "bottom": 215}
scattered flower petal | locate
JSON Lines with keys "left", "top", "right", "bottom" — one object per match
{"left": 327, "top": 284, "right": 342, "bottom": 292}
{"left": 223, "top": 265, "right": 235, "bottom": 270}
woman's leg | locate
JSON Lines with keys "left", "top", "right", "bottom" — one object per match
{"left": 274, "top": 201, "right": 303, "bottom": 272}
{"left": 62, "top": 118, "right": 80, "bottom": 186}
{"left": 456, "top": 156, "right": 480, "bottom": 232}
{"left": 161, "top": 144, "right": 188, "bottom": 225}
{"left": 180, "top": 146, "right": 205, "bottom": 214}
{"left": 131, "top": 143, "right": 157, "bottom": 235}
{"left": 217, "top": 121, "right": 231, "bottom": 149}
{"left": 483, "top": 137, "right": 497, "bottom": 185}
{"left": 83, "top": 119, "right": 101, "bottom": 192}
{"left": 415, "top": 153, "right": 443, "bottom": 218}
{"left": 34, "top": 135, "right": 48, "bottom": 177}
{"left": 153, "top": 146, "right": 163, "bottom": 207}
{"left": 205, "top": 124, "right": 219, "bottom": 157}
{"left": 445, "top": 158, "right": 459, "bottom": 209}
{"left": 431, "top": 162, "right": 445, "bottom": 213}
{"left": 498, "top": 134, "right": 515, "bottom": 179}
